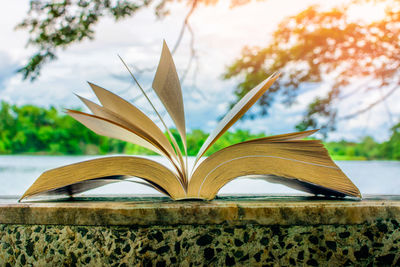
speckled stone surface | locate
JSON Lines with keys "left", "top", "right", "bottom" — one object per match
{"left": 1, "top": 195, "right": 400, "bottom": 265}
{"left": 1, "top": 195, "right": 400, "bottom": 226}
{"left": 1, "top": 219, "right": 400, "bottom": 266}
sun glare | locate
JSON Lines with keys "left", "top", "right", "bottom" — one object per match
{"left": 347, "top": 2, "right": 387, "bottom": 23}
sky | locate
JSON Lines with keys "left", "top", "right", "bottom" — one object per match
{"left": 0, "top": 0, "right": 398, "bottom": 142}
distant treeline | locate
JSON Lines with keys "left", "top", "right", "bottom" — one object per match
{"left": 0, "top": 101, "right": 399, "bottom": 160}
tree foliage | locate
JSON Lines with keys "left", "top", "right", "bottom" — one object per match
{"left": 0, "top": 101, "right": 132, "bottom": 155}
{"left": 224, "top": 0, "right": 400, "bottom": 134}
{"left": 381, "top": 122, "right": 400, "bottom": 160}
{"left": 17, "top": 0, "right": 248, "bottom": 81}
{"left": 17, "top": 0, "right": 153, "bottom": 81}
{"left": 0, "top": 101, "right": 265, "bottom": 156}
{"left": 0, "top": 101, "right": 399, "bottom": 159}
{"left": 17, "top": 0, "right": 400, "bottom": 137}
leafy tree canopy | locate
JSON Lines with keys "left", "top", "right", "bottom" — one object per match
{"left": 17, "top": 0, "right": 400, "bottom": 136}
{"left": 224, "top": 0, "right": 400, "bottom": 134}
{"left": 1, "top": 101, "right": 399, "bottom": 159}
{"left": 17, "top": 0, "right": 248, "bottom": 81}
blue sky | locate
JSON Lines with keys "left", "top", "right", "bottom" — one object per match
{"left": 0, "top": 1, "right": 398, "bottom": 142}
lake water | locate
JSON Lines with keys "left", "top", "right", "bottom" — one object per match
{"left": 1, "top": 155, "right": 399, "bottom": 197}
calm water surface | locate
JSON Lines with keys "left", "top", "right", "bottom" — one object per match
{"left": 0, "top": 155, "right": 399, "bottom": 196}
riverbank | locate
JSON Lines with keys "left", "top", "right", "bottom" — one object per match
{"left": 1, "top": 101, "right": 399, "bottom": 159}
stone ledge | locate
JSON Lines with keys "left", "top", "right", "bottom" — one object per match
{"left": 1, "top": 195, "right": 400, "bottom": 226}
{"left": 2, "top": 219, "right": 399, "bottom": 265}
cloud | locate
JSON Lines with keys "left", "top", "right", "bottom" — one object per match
{"left": 0, "top": 52, "right": 19, "bottom": 90}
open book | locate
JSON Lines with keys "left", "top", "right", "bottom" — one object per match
{"left": 20, "top": 41, "right": 361, "bottom": 201}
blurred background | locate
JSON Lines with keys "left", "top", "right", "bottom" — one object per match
{"left": 0, "top": 0, "right": 399, "bottom": 196}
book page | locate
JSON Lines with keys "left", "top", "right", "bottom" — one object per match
{"left": 188, "top": 141, "right": 360, "bottom": 199}
{"left": 152, "top": 41, "right": 187, "bottom": 151}
{"left": 241, "top": 129, "right": 318, "bottom": 144}
{"left": 86, "top": 83, "right": 186, "bottom": 179}
{"left": 193, "top": 72, "right": 280, "bottom": 167}
{"left": 20, "top": 177, "right": 172, "bottom": 199}
{"left": 20, "top": 156, "right": 186, "bottom": 201}
{"left": 67, "top": 110, "right": 161, "bottom": 154}
{"left": 76, "top": 94, "right": 182, "bottom": 173}
{"left": 87, "top": 83, "right": 179, "bottom": 160}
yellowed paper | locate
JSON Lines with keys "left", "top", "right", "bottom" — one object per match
{"left": 152, "top": 41, "right": 187, "bottom": 151}
{"left": 194, "top": 72, "right": 280, "bottom": 166}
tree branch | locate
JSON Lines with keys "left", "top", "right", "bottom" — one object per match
{"left": 341, "top": 86, "right": 399, "bottom": 120}
{"left": 123, "top": 0, "right": 202, "bottom": 103}
{"left": 171, "top": 0, "right": 198, "bottom": 54}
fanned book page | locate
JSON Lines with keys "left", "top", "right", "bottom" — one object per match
{"left": 194, "top": 72, "right": 280, "bottom": 165}
{"left": 20, "top": 42, "right": 361, "bottom": 202}
{"left": 152, "top": 41, "right": 187, "bottom": 151}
